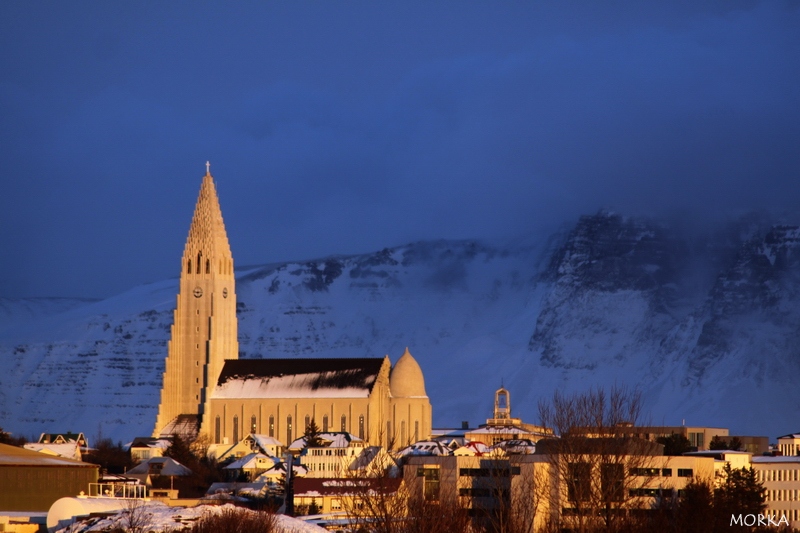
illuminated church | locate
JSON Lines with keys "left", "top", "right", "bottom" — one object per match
{"left": 153, "top": 165, "right": 432, "bottom": 449}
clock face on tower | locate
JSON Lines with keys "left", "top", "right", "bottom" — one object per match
{"left": 193, "top": 287, "right": 203, "bottom": 298}
{"left": 223, "top": 288, "right": 228, "bottom": 298}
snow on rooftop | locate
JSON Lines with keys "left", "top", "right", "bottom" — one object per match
{"left": 468, "top": 426, "right": 529, "bottom": 434}
{"left": 223, "top": 453, "right": 279, "bottom": 470}
{"left": 752, "top": 455, "right": 800, "bottom": 463}
{"left": 212, "top": 372, "right": 372, "bottom": 399}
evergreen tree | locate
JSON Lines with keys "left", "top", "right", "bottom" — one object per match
{"left": 0, "top": 427, "right": 26, "bottom": 446}
{"left": 85, "top": 438, "right": 132, "bottom": 474}
{"left": 713, "top": 464, "right": 766, "bottom": 532}
{"left": 676, "top": 479, "right": 715, "bottom": 533}
{"left": 709, "top": 436, "right": 729, "bottom": 450}
{"left": 657, "top": 433, "right": 693, "bottom": 455}
{"left": 303, "top": 419, "right": 323, "bottom": 448}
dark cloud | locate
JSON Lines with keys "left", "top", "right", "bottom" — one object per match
{"left": 1, "top": 2, "right": 799, "bottom": 298}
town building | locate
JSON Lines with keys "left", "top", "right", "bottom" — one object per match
{"left": 293, "top": 477, "right": 402, "bottom": 516}
{"left": 129, "top": 437, "right": 171, "bottom": 463}
{"left": 212, "top": 433, "right": 284, "bottom": 462}
{"left": 37, "top": 432, "right": 87, "bottom": 449}
{"left": 464, "top": 387, "right": 552, "bottom": 445}
{"left": 0, "top": 443, "right": 98, "bottom": 512}
{"left": 571, "top": 424, "right": 729, "bottom": 451}
{"left": 777, "top": 432, "right": 800, "bottom": 456}
{"left": 290, "top": 432, "right": 365, "bottom": 477}
{"left": 751, "top": 455, "right": 800, "bottom": 528}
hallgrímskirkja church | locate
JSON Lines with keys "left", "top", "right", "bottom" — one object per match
{"left": 153, "top": 165, "right": 432, "bottom": 449}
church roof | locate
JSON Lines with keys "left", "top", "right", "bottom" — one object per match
{"left": 389, "top": 348, "right": 427, "bottom": 398}
{"left": 212, "top": 358, "right": 386, "bottom": 399}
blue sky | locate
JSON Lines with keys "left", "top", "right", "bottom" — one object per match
{"left": 2, "top": 1, "right": 799, "bottom": 298}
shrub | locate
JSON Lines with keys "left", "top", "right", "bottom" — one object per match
{"left": 189, "top": 507, "right": 277, "bottom": 533}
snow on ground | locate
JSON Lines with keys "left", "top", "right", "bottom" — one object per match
{"left": 55, "top": 502, "right": 327, "bottom": 533}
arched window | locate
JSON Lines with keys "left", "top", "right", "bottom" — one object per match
{"left": 322, "top": 415, "right": 329, "bottom": 432}
{"left": 305, "top": 415, "right": 311, "bottom": 432}
{"left": 401, "top": 421, "right": 406, "bottom": 445}
{"left": 269, "top": 415, "right": 275, "bottom": 437}
{"left": 287, "top": 416, "right": 293, "bottom": 444}
{"left": 233, "top": 415, "right": 239, "bottom": 444}
{"left": 358, "top": 415, "right": 365, "bottom": 440}
{"left": 341, "top": 415, "right": 347, "bottom": 432}
{"left": 206, "top": 259, "right": 210, "bottom": 274}
{"left": 196, "top": 253, "right": 201, "bottom": 273}
{"left": 187, "top": 260, "right": 192, "bottom": 274}
{"left": 214, "top": 416, "right": 221, "bottom": 444}
{"left": 386, "top": 421, "right": 392, "bottom": 444}
{"left": 415, "top": 421, "right": 419, "bottom": 442}
{"left": 251, "top": 415, "right": 257, "bottom": 434}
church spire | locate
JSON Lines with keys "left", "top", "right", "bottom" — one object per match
{"left": 183, "top": 163, "right": 233, "bottom": 278}
{"left": 154, "top": 164, "right": 238, "bottom": 438}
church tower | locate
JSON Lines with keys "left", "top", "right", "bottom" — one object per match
{"left": 153, "top": 163, "right": 238, "bottom": 437}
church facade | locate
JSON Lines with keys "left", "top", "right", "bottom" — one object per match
{"left": 153, "top": 166, "right": 432, "bottom": 449}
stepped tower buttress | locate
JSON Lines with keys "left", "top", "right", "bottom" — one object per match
{"left": 153, "top": 164, "right": 238, "bottom": 437}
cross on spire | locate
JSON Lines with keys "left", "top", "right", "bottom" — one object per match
{"left": 206, "top": 161, "right": 211, "bottom": 174}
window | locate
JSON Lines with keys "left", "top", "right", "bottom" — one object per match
{"left": 459, "top": 488, "right": 491, "bottom": 497}
{"left": 269, "top": 415, "right": 275, "bottom": 437}
{"left": 568, "top": 463, "right": 591, "bottom": 502}
{"left": 206, "top": 259, "right": 210, "bottom": 273}
{"left": 305, "top": 415, "right": 310, "bottom": 431}
{"left": 630, "top": 488, "right": 672, "bottom": 498}
{"left": 232, "top": 416, "right": 239, "bottom": 443}
{"left": 415, "top": 421, "right": 419, "bottom": 441}
{"left": 630, "top": 468, "right": 660, "bottom": 477}
{"left": 688, "top": 432, "right": 704, "bottom": 449}
{"left": 401, "top": 421, "right": 406, "bottom": 444}
{"left": 287, "top": 416, "right": 293, "bottom": 444}
{"left": 678, "top": 469, "right": 694, "bottom": 478}
{"left": 359, "top": 415, "right": 365, "bottom": 440}
{"left": 418, "top": 467, "right": 440, "bottom": 501}
{"left": 662, "top": 468, "right": 673, "bottom": 477}
{"left": 322, "top": 415, "right": 329, "bottom": 432}
{"left": 214, "top": 416, "right": 221, "bottom": 444}
{"left": 341, "top": 415, "right": 347, "bottom": 432}
{"left": 387, "top": 421, "right": 392, "bottom": 443}
{"left": 251, "top": 415, "right": 257, "bottom": 433}
{"left": 601, "top": 464, "right": 624, "bottom": 502}
{"left": 187, "top": 260, "right": 192, "bottom": 274}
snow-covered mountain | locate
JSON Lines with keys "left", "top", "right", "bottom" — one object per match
{"left": 1, "top": 212, "right": 798, "bottom": 443}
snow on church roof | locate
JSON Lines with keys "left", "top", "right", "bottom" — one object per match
{"left": 212, "top": 358, "right": 385, "bottom": 399}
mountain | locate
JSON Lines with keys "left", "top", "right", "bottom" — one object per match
{"left": 1, "top": 212, "right": 798, "bottom": 443}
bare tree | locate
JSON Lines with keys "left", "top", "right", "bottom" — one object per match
{"left": 340, "top": 443, "right": 470, "bottom": 533}
{"left": 118, "top": 498, "right": 154, "bottom": 533}
{"left": 537, "top": 385, "right": 662, "bottom": 533}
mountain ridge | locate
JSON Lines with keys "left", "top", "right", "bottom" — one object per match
{"left": 1, "top": 212, "right": 797, "bottom": 442}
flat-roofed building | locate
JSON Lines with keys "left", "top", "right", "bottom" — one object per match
{"left": 777, "top": 432, "right": 800, "bottom": 456}
{"left": 752, "top": 455, "right": 800, "bottom": 528}
{"left": 0, "top": 443, "right": 98, "bottom": 512}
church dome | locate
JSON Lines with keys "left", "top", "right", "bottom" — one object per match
{"left": 390, "top": 348, "right": 427, "bottom": 398}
